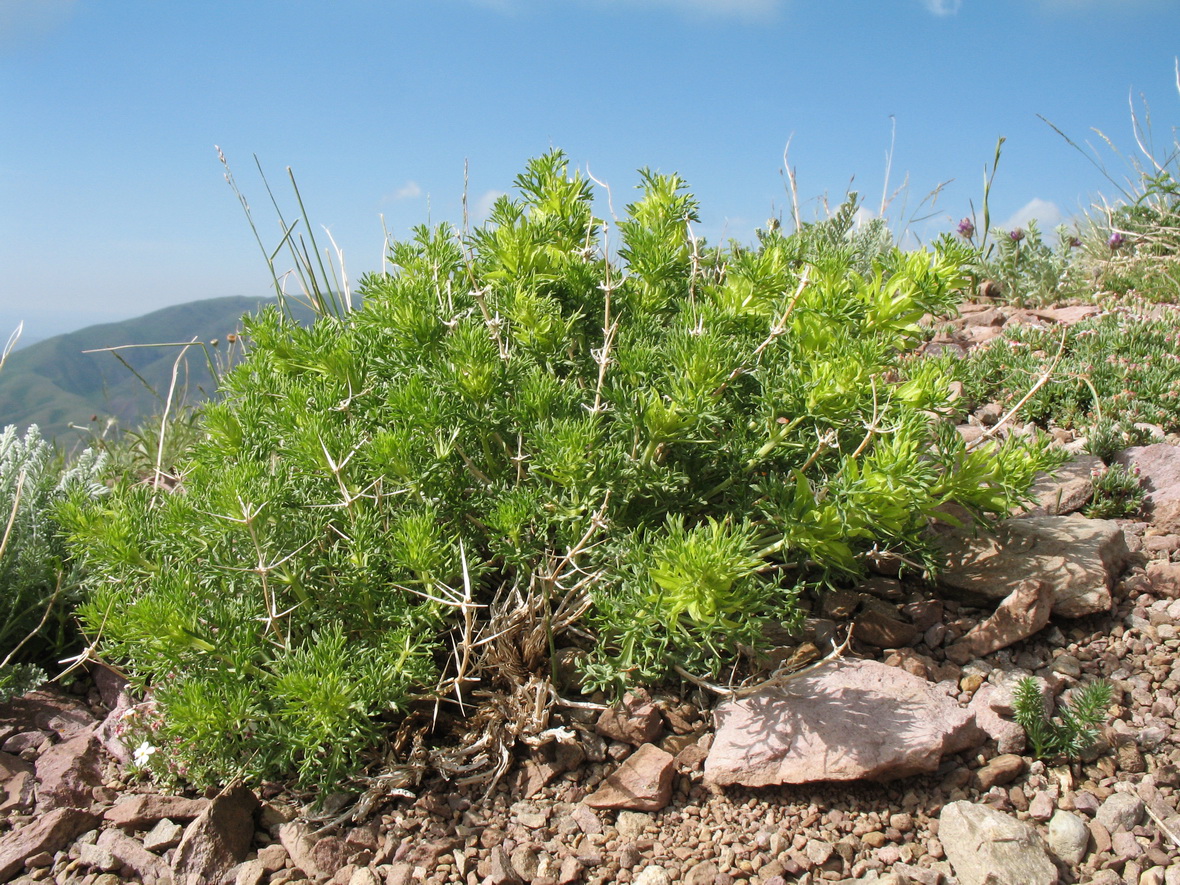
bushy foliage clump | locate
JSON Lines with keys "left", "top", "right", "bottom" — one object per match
{"left": 63, "top": 151, "right": 1063, "bottom": 788}
{"left": 0, "top": 425, "right": 106, "bottom": 699}
{"left": 978, "top": 220, "right": 1076, "bottom": 307}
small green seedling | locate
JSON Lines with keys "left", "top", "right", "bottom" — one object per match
{"left": 1012, "top": 676, "right": 1113, "bottom": 761}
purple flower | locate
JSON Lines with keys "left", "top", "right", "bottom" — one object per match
{"left": 957, "top": 217, "right": 975, "bottom": 239}
{"left": 1108, "top": 232, "right": 1125, "bottom": 249}
{"left": 1069, "top": 237, "right": 1082, "bottom": 248}
{"left": 1009, "top": 228, "right": 1024, "bottom": 242}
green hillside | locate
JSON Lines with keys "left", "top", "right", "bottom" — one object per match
{"left": 0, "top": 296, "right": 312, "bottom": 447}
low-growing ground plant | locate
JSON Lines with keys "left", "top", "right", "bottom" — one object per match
{"left": 961, "top": 303, "right": 1180, "bottom": 433}
{"left": 1013, "top": 676, "right": 1113, "bottom": 761}
{"left": 1083, "top": 417, "right": 1154, "bottom": 463}
{"left": 62, "top": 151, "right": 1065, "bottom": 790}
{"left": 1084, "top": 462, "right": 1144, "bottom": 519}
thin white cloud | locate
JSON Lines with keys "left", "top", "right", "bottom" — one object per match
{"left": 852, "top": 206, "right": 877, "bottom": 230}
{"left": 1000, "top": 198, "right": 1064, "bottom": 232}
{"left": 381, "top": 181, "right": 423, "bottom": 204}
{"left": 394, "top": 181, "right": 422, "bottom": 200}
{"left": 475, "top": 189, "right": 508, "bottom": 222}
{"left": 919, "top": 0, "right": 962, "bottom": 14}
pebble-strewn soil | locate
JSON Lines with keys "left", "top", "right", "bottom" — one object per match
{"left": 3, "top": 524, "right": 1178, "bottom": 885}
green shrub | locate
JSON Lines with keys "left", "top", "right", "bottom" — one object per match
{"left": 979, "top": 220, "right": 1076, "bottom": 306}
{"left": 0, "top": 425, "right": 106, "bottom": 699}
{"left": 63, "top": 151, "right": 1064, "bottom": 789}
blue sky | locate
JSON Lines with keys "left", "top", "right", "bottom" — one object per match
{"left": 1, "top": 0, "right": 1178, "bottom": 340}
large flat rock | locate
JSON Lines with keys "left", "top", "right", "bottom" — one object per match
{"left": 1116, "top": 443, "right": 1180, "bottom": 533}
{"left": 934, "top": 516, "right": 1128, "bottom": 617}
{"left": 940, "top": 800, "right": 1058, "bottom": 885}
{"left": 704, "top": 659, "right": 985, "bottom": 788}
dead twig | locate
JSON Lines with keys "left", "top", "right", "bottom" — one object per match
{"left": 673, "top": 626, "right": 852, "bottom": 700}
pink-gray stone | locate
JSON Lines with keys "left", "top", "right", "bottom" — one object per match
{"left": 34, "top": 732, "right": 104, "bottom": 809}
{"left": 935, "top": 516, "right": 1128, "bottom": 617}
{"left": 1095, "top": 791, "right": 1144, "bottom": 832}
{"left": 106, "top": 793, "right": 211, "bottom": 828}
{"left": 1047, "top": 809, "right": 1089, "bottom": 864}
{"left": 1116, "top": 444, "right": 1180, "bottom": 533}
{"left": 96, "top": 828, "right": 170, "bottom": 881}
{"left": 278, "top": 820, "right": 323, "bottom": 879}
{"left": 596, "top": 691, "right": 663, "bottom": 746}
{"left": 0, "top": 807, "right": 100, "bottom": 880}
{"left": 1147, "top": 560, "right": 1180, "bottom": 598}
{"left": 939, "top": 800, "right": 1058, "bottom": 885}
{"left": 171, "top": 782, "right": 259, "bottom": 885}
{"left": 143, "top": 817, "right": 184, "bottom": 852}
{"left": 704, "top": 659, "right": 986, "bottom": 787}
{"left": 1019, "top": 454, "right": 1103, "bottom": 517}
{"left": 583, "top": 743, "right": 675, "bottom": 811}
{"left": 945, "top": 579, "right": 1054, "bottom": 664}
{"left": 968, "top": 684, "right": 1026, "bottom": 755}
{"left": 0, "top": 688, "right": 98, "bottom": 741}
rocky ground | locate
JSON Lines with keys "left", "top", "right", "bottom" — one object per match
{"left": 1, "top": 300, "right": 1179, "bottom": 885}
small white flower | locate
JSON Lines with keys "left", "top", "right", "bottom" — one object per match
{"left": 133, "top": 741, "right": 157, "bottom": 767}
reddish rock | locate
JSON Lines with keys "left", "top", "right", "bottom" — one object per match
{"left": 484, "top": 845, "right": 524, "bottom": 884}
{"left": 945, "top": 579, "right": 1054, "bottom": 665}
{"left": 171, "top": 783, "right": 260, "bottom": 885}
{"left": 0, "top": 807, "right": 101, "bottom": 879}
{"left": 705, "top": 659, "right": 986, "bottom": 787}
{"left": 96, "top": 828, "right": 170, "bottom": 881}
{"left": 1116, "top": 444, "right": 1180, "bottom": 533}
{"left": 94, "top": 686, "right": 134, "bottom": 766}
{"left": 967, "top": 684, "right": 1026, "bottom": 755}
{"left": 106, "top": 793, "right": 211, "bottom": 828}
{"left": 256, "top": 842, "right": 289, "bottom": 872}
{"left": 91, "top": 664, "right": 129, "bottom": 711}
{"left": 0, "top": 749, "right": 33, "bottom": 783}
{"left": 0, "top": 688, "right": 98, "bottom": 740}
{"left": 853, "top": 607, "right": 918, "bottom": 649}
{"left": 901, "top": 599, "right": 944, "bottom": 632}
{"left": 1146, "top": 561, "right": 1180, "bottom": 598}
{"left": 310, "top": 835, "right": 357, "bottom": 879}
{"left": 596, "top": 691, "right": 663, "bottom": 746}
{"left": 936, "top": 516, "right": 1127, "bottom": 618}
{"left": 35, "top": 732, "right": 104, "bottom": 809}
{"left": 2, "top": 729, "right": 50, "bottom": 756}
{"left": 279, "top": 820, "right": 323, "bottom": 878}
{"left": 0, "top": 750, "right": 36, "bottom": 812}
{"left": 233, "top": 858, "right": 267, "bottom": 885}
{"left": 1019, "top": 455, "right": 1103, "bottom": 517}
{"left": 0, "top": 770, "right": 36, "bottom": 812}
{"left": 976, "top": 754, "right": 1027, "bottom": 790}
{"left": 583, "top": 743, "right": 675, "bottom": 812}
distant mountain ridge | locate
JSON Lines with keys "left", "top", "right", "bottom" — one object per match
{"left": 0, "top": 296, "right": 309, "bottom": 446}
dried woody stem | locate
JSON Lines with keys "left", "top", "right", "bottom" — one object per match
{"left": 967, "top": 325, "right": 1068, "bottom": 451}
{"left": 673, "top": 625, "right": 852, "bottom": 700}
